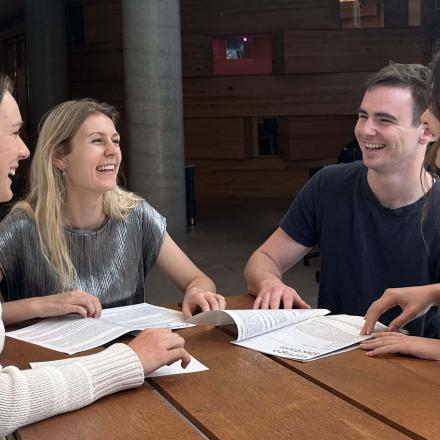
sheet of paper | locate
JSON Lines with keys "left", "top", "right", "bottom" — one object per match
{"left": 101, "top": 303, "right": 193, "bottom": 330}
{"left": 6, "top": 315, "right": 130, "bottom": 354}
{"left": 233, "top": 314, "right": 387, "bottom": 362}
{"left": 6, "top": 303, "right": 193, "bottom": 354}
{"left": 30, "top": 355, "right": 208, "bottom": 377}
{"left": 146, "top": 356, "right": 208, "bottom": 377}
{"left": 188, "top": 308, "right": 330, "bottom": 341}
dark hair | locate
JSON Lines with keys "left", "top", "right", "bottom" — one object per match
{"left": 429, "top": 51, "right": 440, "bottom": 121}
{"left": 0, "top": 73, "right": 14, "bottom": 103}
{"left": 418, "top": 53, "right": 440, "bottom": 236}
{"left": 366, "top": 62, "right": 430, "bottom": 126}
{"left": 424, "top": 52, "right": 440, "bottom": 175}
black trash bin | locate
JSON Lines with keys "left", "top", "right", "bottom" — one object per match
{"left": 185, "top": 164, "right": 196, "bottom": 227}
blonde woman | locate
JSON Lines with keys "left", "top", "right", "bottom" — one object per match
{"left": 0, "top": 73, "right": 190, "bottom": 436}
{"left": 0, "top": 98, "right": 225, "bottom": 318}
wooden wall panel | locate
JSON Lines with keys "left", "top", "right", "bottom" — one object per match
{"left": 181, "top": 0, "right": 338, "bottom": 35}
{"left": 83, "top": 2, "right": 122, "bottom": 44}
{"left": 280, "top": 116, "right": 357, "bottom": 161}
{"left": 281, "top": 28, "right": 425, "bottom": 74}
{"left": 182, "top": 35, "right": 212, "bottom": 77}
{"left": 69, "top": 42, "right": 123, "bottom": 82}
{"left": 69, "top": 80, "right": 125, "bottom": 106}
{"left": 185, "top": 118, "right": 251, "bottom": 159}
{"left": 183, "top": 73, "right": 369, "bottom": 118}
{"left": 340, "top": 0, "right": 382, "bottom": 28}
{"left": 384, "top": 0, "right": 409, "bottom": 27}
{"left": 190, "top": 158, "right": 333, "bottom": 198}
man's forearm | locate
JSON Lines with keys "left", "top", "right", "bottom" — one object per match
{"left": 244, "top": 250, "right": 283, "bottom": 296}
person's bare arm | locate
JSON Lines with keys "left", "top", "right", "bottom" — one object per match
{"left": 155, "top": 233, "right": 225, "bottom": 318}
{"left": 244, "top": 227, "right": 311, "bottom": 309}
{"left": 360, "top": 332, "right": 440, "bottom": 360}
{"left": 2, "top": 290, "right": 102, "bottom": 326}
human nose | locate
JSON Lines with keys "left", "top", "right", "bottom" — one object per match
{"left": 357, "top": 118, "right": 376, "bottom": 137}
{"left": 104, "top": 139, "right": 117, "bottom": 155}
{"left": 18, "top": 136, "right": 30, "bottom": 160}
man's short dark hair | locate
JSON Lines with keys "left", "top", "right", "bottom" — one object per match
{"left": 365, "top": 62, "right": 430, "bottom": 126}
{"left": 0, "top": 73, "right": 13, "bottom": 104}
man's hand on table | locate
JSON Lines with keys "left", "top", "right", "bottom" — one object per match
{"left": 252, "top": 278, "right": 311, "bottom": 309}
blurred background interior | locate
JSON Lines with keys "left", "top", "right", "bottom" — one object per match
{"left": 0, "top": 0, "right": 437, "bottom": 305}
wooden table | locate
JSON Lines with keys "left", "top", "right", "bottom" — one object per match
{"left": 2, "top": 295, "right": 439, "bottom": 439}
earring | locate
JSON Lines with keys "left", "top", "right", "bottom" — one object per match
{"left": 60, "top": 168, "right": 65, "bottom": 177}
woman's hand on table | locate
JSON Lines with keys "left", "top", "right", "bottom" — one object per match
{"left": 34, "top": 290, "right": 102, "bottom": 319}
{"left": 361, "top": 285, "right": 440, "bottom": 335}
{"left": 128, "top": 328, "right": 191, "bottom": 374}
{"left": 360, "top": 332, "right": 440, "bottom": 360}
{"left": 182, "top": 288, "right": 226, "bottom": 319}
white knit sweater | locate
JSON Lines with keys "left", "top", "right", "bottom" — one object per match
{"left": 0, "top": 303, "right": 145, "bottom": 436}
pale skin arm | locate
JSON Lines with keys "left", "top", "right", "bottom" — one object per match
{"left": 244, "top": 227, "right": 311, "bottom": 309}
{"left": 360, "top": 284, "right": 440, "bottom": 335}
{"left": 2, "top": 291, "right": 102, "bottom": 326}
{"left": 155, "top": 233, "right": 225, "bottom": 319}
{"left": 0, "top": 270, "right": 102, "bottom": 326}
{"left": 360, "top": 332, "right": 440, "bottom": 361}
{"left": 128, "top": 328, "right": 191, "bottom": 373}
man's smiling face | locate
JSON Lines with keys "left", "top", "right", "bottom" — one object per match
{"left": 355, "top": 85, "right": 427, "bottom": 175}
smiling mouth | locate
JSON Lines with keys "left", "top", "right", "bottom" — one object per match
{"left": 96, "top": 164, "right": 116, "bottom": 172}
{"left": 364, "top": 142, "right": 385, "bottom": 151}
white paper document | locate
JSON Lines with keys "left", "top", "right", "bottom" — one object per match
{"left": 187, "top": 309, "right": 386, "bottom": 362}
{"left": 6, "top": 303, "right": 194, "bottom": 355}
{"left": 30, "top": 355, "right": 209, "bottom": 377}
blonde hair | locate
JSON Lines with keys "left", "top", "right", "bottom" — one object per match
{"left": 14, "top": 99, "right": 141, "bottom": 290}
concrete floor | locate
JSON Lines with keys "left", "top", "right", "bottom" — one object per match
{"left": 145, "top": 198, "right": 320, "bottom": 308}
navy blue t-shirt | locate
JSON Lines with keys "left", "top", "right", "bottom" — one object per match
{"left": 280, "top": 161, "right": 440, "bottom": 337}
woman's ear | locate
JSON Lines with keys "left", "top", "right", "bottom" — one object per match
{"left": 420, "top": 122, "right": 434, "bottom": 146}
{"left": 53, "top": 156, "right": 66, "bottom": 173}
{"left": 52, "top": 144, "right": 69, "bottom": 171}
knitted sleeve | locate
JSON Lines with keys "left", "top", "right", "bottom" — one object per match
{"left": 0, "top": 343, "right": 144, "bottom": 436}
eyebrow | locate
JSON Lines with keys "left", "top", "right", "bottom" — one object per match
{"left": 374, "top": 112, "right": 398, "bottom": 122}
{"left": 357, "top": 108, "right": 398, "bottom": 123}
{"left": 88, "top": 131, "right": 120, "bottom": 138}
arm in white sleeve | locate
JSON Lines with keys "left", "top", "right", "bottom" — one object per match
{"left": 0, "top": 343, "right": 144, "bottom": 436}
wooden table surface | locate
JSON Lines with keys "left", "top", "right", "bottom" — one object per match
{"left": 3, "top": 294, "right": 439, "bottom": 440}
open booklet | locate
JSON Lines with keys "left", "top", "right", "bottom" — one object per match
{"left": 187, "top": 309, "right": 387, "bottom": 362}
{"left": 6, "top": 303, "right": 194, "bottom": 355}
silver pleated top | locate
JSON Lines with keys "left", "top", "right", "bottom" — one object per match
{"left": 0, "top": 200, "right": 166, "bottom": 308}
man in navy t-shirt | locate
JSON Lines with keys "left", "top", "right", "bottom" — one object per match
{"left": 244, "top": 62, "right": 440, "bottom": 337}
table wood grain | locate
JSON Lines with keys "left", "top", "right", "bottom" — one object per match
{"left": 150, "top": 325, "right": 409, "bottom": 439}
{"left": 224, "top": 294, "right": 440, "bottom": 439}
{"left": 3, "top": 295, "right": 430, "bottom": 439}
{"left": 2, "top": 338, "right": 202, "bottom": 440}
